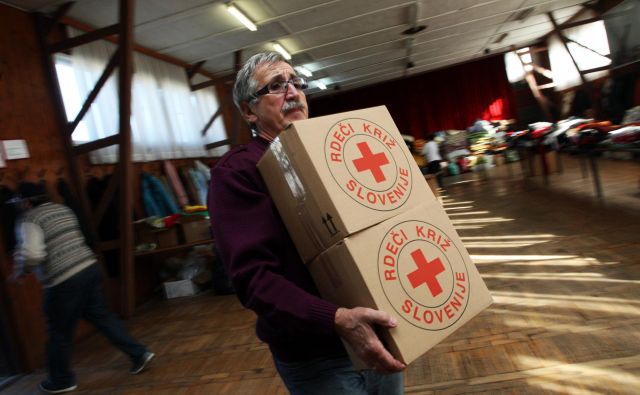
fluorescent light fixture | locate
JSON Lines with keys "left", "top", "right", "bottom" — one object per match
{"left": 316, "top": 81, "right": 327, "bottom": 90}
{"left": 227, "top": 4, "right": 257, "bottom": 31}
{"left": 272, "top": 43, "right": 291, "bottom": 60}
{"left": 297, "top": 66, "right": 312, "bottom": 77}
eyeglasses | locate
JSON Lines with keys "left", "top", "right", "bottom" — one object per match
{"left": 251, "top": 76, "right": 308, "bottom": 100}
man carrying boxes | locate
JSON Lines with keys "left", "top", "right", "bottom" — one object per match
{"left": 209, "top": 51, "right": 492, "bottom": 395}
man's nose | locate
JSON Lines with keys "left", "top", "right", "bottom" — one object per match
{"left": 285, "top": 82, "right": 301, "bottom": 98}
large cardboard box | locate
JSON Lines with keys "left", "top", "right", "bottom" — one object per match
{"left": 308, "top": 202, "right": 493, "bottom": 366}
{"left": 258, "top": 106, "right": 436, "bottom": 262}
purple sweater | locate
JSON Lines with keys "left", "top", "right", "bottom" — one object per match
{"left": 208, "top": 137, "right": 346, "bottom": 362}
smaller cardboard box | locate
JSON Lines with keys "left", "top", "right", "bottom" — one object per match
{"left": 134, "top": 221, "right": 179, "bottom": 249}
{"left": 154, "top": 227, "right": 179, "bottom": 249}
{"left": 308, "top": 202, "right": 493, "bottom": 366}
{"left": 181, "top": 216, "right": 211, "bottom": 243}
{"left": 258, "top": 106, "right": 436, "bottom": 263}
{"left": 163, "top": 279, "right": 197, "bottom": 299}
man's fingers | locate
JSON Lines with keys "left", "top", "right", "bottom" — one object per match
{"left": 361, "top": 308, "right": 398, "bottom": 328}
{"left": 361, "top": 332, "right": 405, "bottom": 373}
{"left": 373, "top": 345, "right": 405, "bottom": 373}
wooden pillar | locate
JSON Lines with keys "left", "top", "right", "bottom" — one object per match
{"left": 117, "top": 0, "right": 135, "bottom": 318}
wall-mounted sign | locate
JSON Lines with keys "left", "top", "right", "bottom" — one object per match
{"left": 1, "top": 139, "right": 30, "bottom": 160}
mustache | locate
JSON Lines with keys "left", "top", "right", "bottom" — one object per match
{"left": 282, "top": 101, "right": 306, "bottom": 114}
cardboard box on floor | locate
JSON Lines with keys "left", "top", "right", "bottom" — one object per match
{"left": 308, "top": 203, "right": 493, "bottom": 366}
{"left": 257, "top": 106, "right": 436, "bottom": 262}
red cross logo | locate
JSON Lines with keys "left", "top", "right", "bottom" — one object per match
{"left": 352, "top": 142, "right": 389, "bottom": 183}
{"left": 407, "top": 249, "right": 445, "bottom": 297}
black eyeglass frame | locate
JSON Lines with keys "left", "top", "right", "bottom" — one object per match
{"left": 250, "top": 76, "right": 308, "bottom": 101}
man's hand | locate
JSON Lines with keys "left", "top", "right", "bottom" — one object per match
{"left": 334, "top": 307, "right": 406, "bottom": 374}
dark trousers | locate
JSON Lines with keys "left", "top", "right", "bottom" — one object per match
{"left": 427, "top": 160, "right": 444, "bottom": 189}
{"left": 44, "top": 264, "right": 146, "bottom": 386}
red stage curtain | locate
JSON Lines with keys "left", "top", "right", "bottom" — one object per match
{"left": 309, "top": 54, "right": 515, "bottom": 139}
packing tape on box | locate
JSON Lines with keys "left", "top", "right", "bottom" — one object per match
{"left": 270, "top": 138, "right": 325, "bottom": 250}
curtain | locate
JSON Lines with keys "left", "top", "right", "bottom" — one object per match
{"left": 62, "top": 27, "right": 227, "bottom": 163}
{"left": 310, "top": 55, "right": 515, "bottom": 139}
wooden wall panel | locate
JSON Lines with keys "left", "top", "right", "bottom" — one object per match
{"left": 0, "top": 4, "right": 62, "bottom": 372}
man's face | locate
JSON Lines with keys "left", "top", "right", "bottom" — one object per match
{"left": 242, "top": 61, "right": 309, "bottom": 137}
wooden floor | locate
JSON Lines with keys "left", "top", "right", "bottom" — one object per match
{"left": 6, "top": 153, "right": 640, "bottom": 394}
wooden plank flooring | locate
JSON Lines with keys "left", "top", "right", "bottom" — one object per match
{"left": 5, "top": 153, "right": 640, "bottom": 394}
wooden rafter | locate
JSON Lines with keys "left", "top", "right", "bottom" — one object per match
{"left": 34, "top": 4, "right": 98, "bottom": 248}
{"left": 67, "top": 48, "right": 120, "bottom": 136}
{"left": 201, "top": 106, "right": 224, "bottom": 137}
{"left": 36, "top": 0, "right": 138, "bottom": 318}
{"left": 564, "top": 36, "right": 611, "bottom": 60}
{"left": 205, "top": 139, "right": 231, "bottom": 150}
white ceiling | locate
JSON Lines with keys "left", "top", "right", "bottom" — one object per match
{"left": 4, "top": 0, "right": 592, "bottom": 96}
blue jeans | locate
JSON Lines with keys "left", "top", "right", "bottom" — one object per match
{"left": 44, "top": 264, "right": 147, "bottom": 386}
{"left": 274, "top": 354, "right": 404, "bottom": 395}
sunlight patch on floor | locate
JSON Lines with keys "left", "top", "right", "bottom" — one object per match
{"left": 461, "top": 234, "right": 557, "bottom": 240}
{"left": 471, "top": 254, "right": 578, "bottom": 262}
{"left": 443, "top": 205, "right": 474, "bottom": 210}
{"left": 451, "top": 217, "right": 515, "bottom": 224}
{"left": 464, "top": 240, "right": 551, "bottom": 248}
{"left": 517, "top": 355, "right": 640, "bottom": 389}
{"left": 483, "top": 273, "right": 630, "bottom": 283}
{"left": 440, "top": 200, "right": 475, "bottom": 205}
{"left": 447, "top": 210, "right": 491, "bottom": 216}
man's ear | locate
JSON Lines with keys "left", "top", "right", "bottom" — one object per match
{"left": 240, "top": 102, "right": 258, "bottom": 124}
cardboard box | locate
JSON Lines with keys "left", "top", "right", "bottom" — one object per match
{"left": 134, "top": 221, "right": 178, "bottom": 249}
{"left": 258, "top": 106, "right": 436, "bottom": 262}
{"left": 154, "top": 227, "right": 179, "bottom": 248}
{"left": 181, "top": 217, "right": 211, "bottom": 243}
{"left": 308, "top": 203, "right": 493, "bottom": 366}
{"left": 163, "top": 279, "right": 197, "bottom": 298}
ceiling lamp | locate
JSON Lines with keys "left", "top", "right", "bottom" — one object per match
{"left": 316, "top": 81, "right": 327, "bottom": 90}
{"left": 273, "top": 43, "right": 292, "bottom": 60}
{"left": 227, "top": 4, "right": 257, "bottom": 31}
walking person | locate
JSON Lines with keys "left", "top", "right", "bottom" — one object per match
{"left": 10, "top": 182, "right": 154, "bottom": 394}
{"left": 421, "top": 134, "right": 445, "bottom": 189}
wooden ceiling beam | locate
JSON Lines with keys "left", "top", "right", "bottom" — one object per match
{"left": 48, "top": 23, "right": 119, "bottom": 53}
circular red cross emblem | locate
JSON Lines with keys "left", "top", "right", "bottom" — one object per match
{"left": 378, "top": 220, "right": 469, "bottom": 331}
{"left": 324, "top": 118, "right": 413, "bottom": 211}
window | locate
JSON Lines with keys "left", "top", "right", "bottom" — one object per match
{"left": 548, "top": 20, "right": 611, "bottom": 91}
{"left": 55, "top": 27, "right": 228, "bottom": 163}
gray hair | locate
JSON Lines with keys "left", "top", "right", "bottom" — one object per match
{"left": 233, "top": 51, "right": 293, "bottom": 112}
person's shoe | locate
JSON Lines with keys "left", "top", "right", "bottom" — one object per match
{"left": 39, "top": 380, "right": 77, "bottom": 394}
{"left": 130, "top": 351, "right": 155, "bottom": 374}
